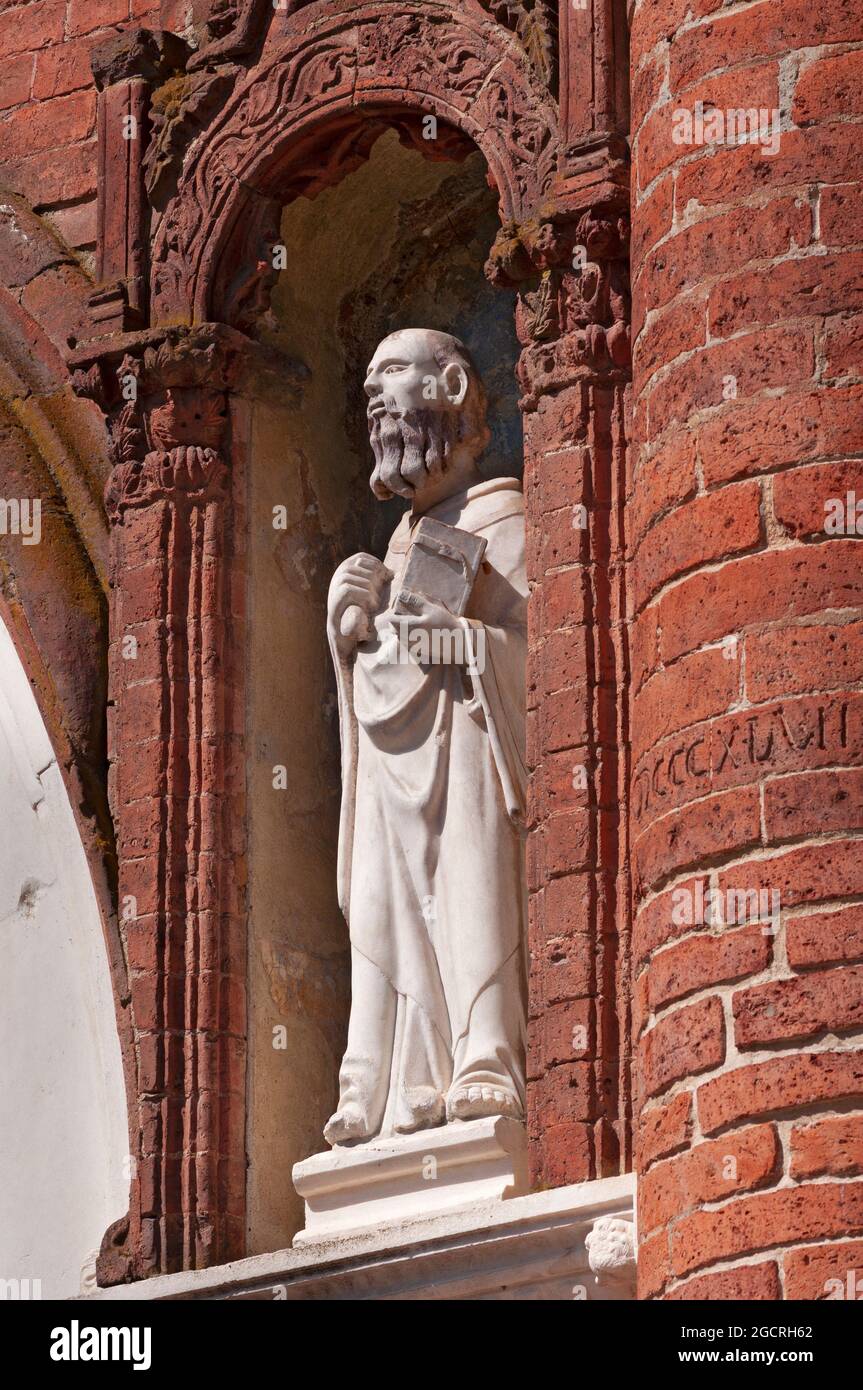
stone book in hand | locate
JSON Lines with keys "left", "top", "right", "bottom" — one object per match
{"left": 394, "top": 516, "right": 488, "bottom": 618}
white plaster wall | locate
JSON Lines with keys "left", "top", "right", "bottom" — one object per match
{"left": 0, "top": 615, "right": 128, "bottom": 1300}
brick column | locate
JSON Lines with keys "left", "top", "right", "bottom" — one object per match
{"left": 630, "top": 0, "right": 863, "bottom": 1298}
{"left": 489, "top": 205, "right": 632, "bottom": 1187}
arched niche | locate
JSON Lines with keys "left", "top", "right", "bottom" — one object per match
{"left": 138, "top": 0, "right": 556, "bottom": 1257}
{"left": 151, "top": 1, "right": 558, "bottom": 330}
{"left": 243, "top": 128, "right": 521, "bottom": 1253}
{"left": 0, "top": 612, "right": 129, "bottom": 1298}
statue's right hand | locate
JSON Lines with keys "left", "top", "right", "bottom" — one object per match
{"left": 327, "top": 553, "right": 391, "bottom": 653}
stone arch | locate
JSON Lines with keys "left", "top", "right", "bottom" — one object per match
{"left": 151, "top": 1, "right": 559, "bottom": 327}
{"left": 0, "top": 193, "right": 137, "bottom": 1184}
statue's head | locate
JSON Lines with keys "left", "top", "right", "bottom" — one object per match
{"left": 364, "top": 328, "right": 490, "bottom": 501}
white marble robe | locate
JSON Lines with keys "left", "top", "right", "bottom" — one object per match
{"left": 330, "top": 476, "right": 528, "bottom": 1137}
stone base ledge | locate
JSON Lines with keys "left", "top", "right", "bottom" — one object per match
{"left": 79, "top": 1174, "right": 636, "bottom": 1301}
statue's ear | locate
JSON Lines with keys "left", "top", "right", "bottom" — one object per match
{"left": 441, "top": 362, "right": 469, "bottom": 408}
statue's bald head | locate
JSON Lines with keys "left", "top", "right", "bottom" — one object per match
{"left": 364, "top": 327, "right": 490, "bottom": 501}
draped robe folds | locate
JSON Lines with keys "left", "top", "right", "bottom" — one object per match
{"left": 329, "top": 476, "right": 528, "bottom": 1138}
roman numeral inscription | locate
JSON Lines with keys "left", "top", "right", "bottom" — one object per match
{"left": 633, "top": 696, "right": 861, "bottom": 828}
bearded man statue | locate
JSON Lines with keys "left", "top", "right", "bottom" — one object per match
{"left": 324, "top": 328, "right": 528, "bottom": 1145}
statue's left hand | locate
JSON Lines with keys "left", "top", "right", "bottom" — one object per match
{"left": 395, "top": 592, "right": 461, "bottom": 636}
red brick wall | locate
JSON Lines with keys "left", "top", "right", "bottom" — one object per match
{"left": 630, "top": 0, "right": 863, "bottom": 1298}
{"left": 0, "top": 1, "right": 161, "bottom": 253}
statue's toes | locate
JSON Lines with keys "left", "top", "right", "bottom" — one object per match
{"left": 446, "top": 1083, "right": 523, "bottom": 1121}
{"left": 323, "top": 1113, "right": 346, "bottom": 1144}
{"left": 324, "top": 1103, "right": 370, "bottom": 1146}
{"left": 490, "top": 1087, "right": 522, "bottom": 1117}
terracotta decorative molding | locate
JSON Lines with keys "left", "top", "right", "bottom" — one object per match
{"left": 557, "top": 0, "right": 630, "bottom": 168}
{"left": 490, "top": 5, "right": 632, "bottom": 1180}
{"left": 487, "top": 207, "right": 631, "bottom": 407}
{"left": 479, "top": 1, "right": 560, "bottom": 94}
{"left": 484, "top": 194, "right": 633, "bottom": 1184}
{"left": 150, "top": 2, "right": 560, "bottom": 327}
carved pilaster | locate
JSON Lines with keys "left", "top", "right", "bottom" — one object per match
{"left": 71, "top": 324, "right": 304, "bottom": 1282}
{"left": 488, "top": 203, "right": 633, "bottom": 1186}
{"left": 90, "top": 28, "right": 189, "bottom": 334}
{"left": 557, "top": 0, "right": 630, "bottom": 190}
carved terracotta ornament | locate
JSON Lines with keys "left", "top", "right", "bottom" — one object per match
{"left": 149, "top": 3, "right": 559, "bottom": 327}
{"left": 486, "top": 207, "right": 631, "bottom": 406}
{"left": 188, "top": 0, "right": 278, "bottom": 72}
{"left": 482, "top": 0, "right": 559, "bottom": 94}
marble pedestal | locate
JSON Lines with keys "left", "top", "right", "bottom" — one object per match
{"left": 291, "top": 1116, "right": 529, "bottom": 1245}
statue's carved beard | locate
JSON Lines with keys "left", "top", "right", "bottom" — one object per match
{"left": 369, "top": 407, "right": 460, "bottom": 501}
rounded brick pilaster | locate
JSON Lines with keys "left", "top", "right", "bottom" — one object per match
{"left": 630, "top": 0, "right": 863, "bottom": 1299}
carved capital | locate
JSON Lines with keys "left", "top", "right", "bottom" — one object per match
{"left": 72, "top": 322, "right": 305, "bottom": 405}
{"left": 487, "top": 205, "right": 631, "bottom": 405}
{"left": 71, "top": 322, "right": 306, "bottom": 521}
{"left": 76, "top": 328, "right": 230, "bottom": 519}
{"left": 105, "top": 444, "right": 227, "bottom": 523}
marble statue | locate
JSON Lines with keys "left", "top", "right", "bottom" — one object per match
{"left": 324, "top": 328, "right": 528, "bottom": 1144}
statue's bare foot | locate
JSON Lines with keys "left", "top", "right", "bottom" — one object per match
{"left": 446, "top": 1084, "right": 523, "bottom": 1122}
{"left": 394, "top": 1086, "right": 445, "bottom": 1134}
{"left": 324, "top": 1100, "right": 373, "bottom": 1146}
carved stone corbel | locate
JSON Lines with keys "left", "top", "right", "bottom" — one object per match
{"left": 586, "top": 1214, "right": 637, "bottom": 1296}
